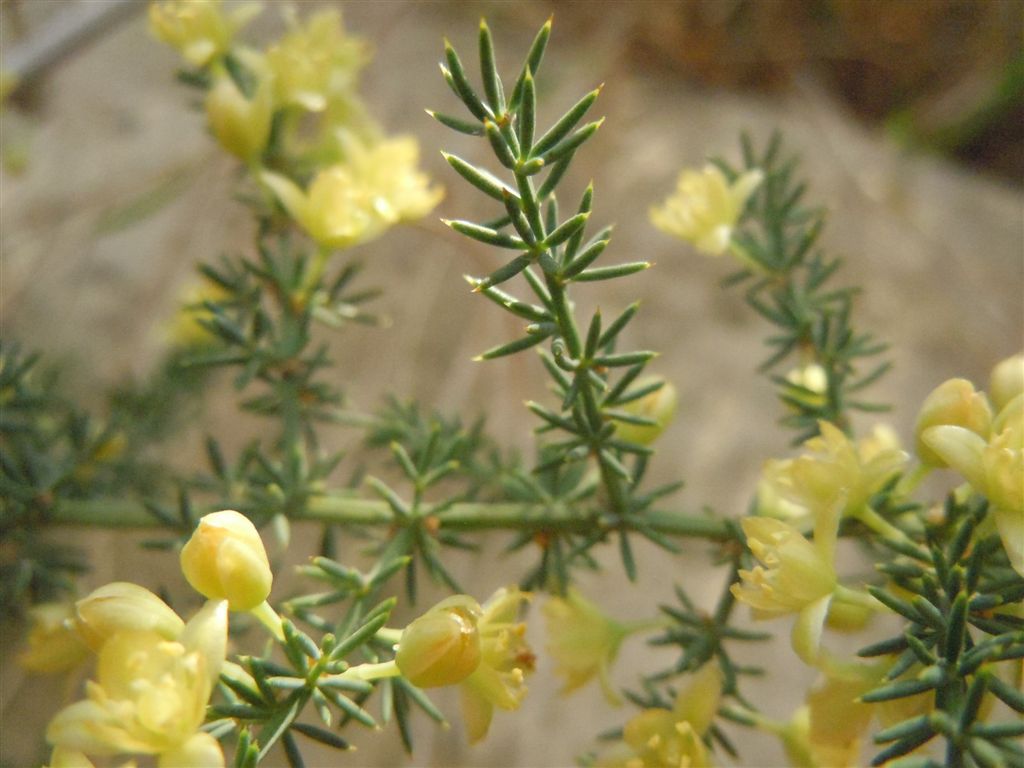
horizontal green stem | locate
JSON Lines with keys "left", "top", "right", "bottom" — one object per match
{"left": 47, "top": 496, "right": 734, "bottom": 540}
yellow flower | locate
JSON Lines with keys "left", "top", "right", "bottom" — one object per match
{"left": 205, "top": 72, "right": 273, "bottom": 161}
{"left": 650, "top": 164, "right": 763, "bottom": 255}
{"left": 148, "top": 0, "right": 258, "bottom": 69}
{"left": 396, "top": 595, "right": 482, "bottom": 688}
{"left": 542, "top": 588, "right": 629, "bottom": 702}
{"left": 46, "top": 600, "right": 227, "bottom": 766}
{"left": 262, "top": 135, "right": 442, "bottom": 249}
{"left": 914, "top": 378, "right": 992, "bottom": 466}
{"left": 265, "top": 8, "right": 368, "bottom": 113}
{"left": 18, "top": 602, "right": 90, "bottom": 674}
{"left": 458, "top": 587, "right": 534, "bottom": 744}
{"left": 75, "top": 582, "right": 185, "bottom": 652}
{"left": 611, "top": 377, "right": 678, "bottom": 446}
{"left": 925, "top": 393, "right": 1023, "bottom": 575}
{"left": 180, "top": 510, "right": 272, "bottom": 611}
{"left": 599, "top": 663, "right": 722, "bottom": 768}
{"left": 732, "top": 508, "right": 840, "bottom": 663}
{"left": 989, "top": 353, "right": 1024, "bottom": 413}
{"left": 788, "top": 421, "right": 908, "bottom": 519}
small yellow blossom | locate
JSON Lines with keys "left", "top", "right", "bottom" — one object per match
{"left": 611, "top": 377, "right": 678, "bottom": 446}
{"left": 396, "top": 595, "right": 482, "bottom": 688}
{"left": 75, "top": 582, "right": 185, "bottom": 652}
{"left": 598, "top": 663, "right": 721, "bottom": 768}
{"left": 149, "top": 0, "right": 258, "bottom": 69}
{"left": 46, "top": 600, "right": 227, "bottom": 766}
{"left": 787, "top": 421, "right": 908, "bottom": 520}
{"left": 650, "top": 164, "right": 763, "bottom": 255}
{"left": 925, "top": 393, "right": 1023, "bottom": 575}
{"left": 733, "top": 500, "right": 845, "bottom": 663}
{"left": 542, "top": 588, "right": 630, "bottom": 701}
{"left": 180, "top": 510, "right": 272, "bottom": 611}
{"left": 265, "top": 8, "right": 368, "bottom": 113}
{"left": 459, "top": 587, "right": 534, "bottom": 744}
{"left": 205, "top": 72, "right": 273, "bottom": 161}
{"left": 18, "top": 602, "right": 90, "bottom": 674}
{"left": 262, "top": 135, "right": 442, "bottom": 249}
{"left": 989, "top": 353, "right": 1024, "bottom": 413}
{"left": 914, "top": 378, "right": 992, "bottom": 466}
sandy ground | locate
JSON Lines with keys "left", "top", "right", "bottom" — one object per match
{"left": 1, "top": 2, "right": 1022, "bottom": 767}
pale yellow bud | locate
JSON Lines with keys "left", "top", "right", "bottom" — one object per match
{"left": 75, "top": 582, "right": 184, "bottom": 652}
{"left": 396, "top": 595, "right": 482, "bottom": 688}
{"left": 990, "top": 353, "right": 1024, "bottom": 413}
{"left": 611, "top": 377, "right": 678, "bottom": 446}
{"left": 180, "top": 510, "right": 272, "bottom": 611}
{"left": 650, "top": 164, "right": 763, "bottom": 255}
{"left": 783, "top": 363, "right": 829, "bottom": 410}
{"left": 205, "top": 74, "right": 273, "bottom": 161}
{"left": 914, "top": 378, "right": 992, "bottom": 466}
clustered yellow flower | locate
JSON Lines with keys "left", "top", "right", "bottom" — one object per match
{"left": 394, "top": 587, "right": 534, "bottom": 744}
{"left": 28, "top": 510, "right": 277, "bottom": 767}
{"left": 920, "top": 353, "right": 1024, "bottom": 575}
{"left": 42, "top": 591, "right": 228, "bottom": 767}
{"left": 737, "top": 421, "right": 905, "bottom": 662}
{"left": 650, "top": 164, "right": 763, "bottom": 256}
{"left": 596, "top": 663, "right": 721, "bottom": 768}
{"left": 262, "top": 135, "right": 443, "bottom": 250}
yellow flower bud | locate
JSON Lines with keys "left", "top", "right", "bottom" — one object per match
{"left": 180, "top": 510, "right": 272, "bottom": 611}
{"left": 783, "top": 363, "right": 829, "bottom": 410}
{"left": 990, "top": 353, "right": 1024, "bottom": 413}
{"left": 914, "top": 378, "right": 992, "bottom": 466}
{"left": 650, "top": 164, "right": 763, "bottom": 255}
{"left": 18, "top": 602, "right": 90, "bottom": 674}
{"left": 611, "top": 377, "right": 678, "bottom": 446}
{"left": 205, "top": 73, "right": 273, "bottom": 161}
{"left": 396, "top": 595, "right": 482, "bottom": 688}
{"left": 75, "top": 582, "right": 185, "bottom": 652}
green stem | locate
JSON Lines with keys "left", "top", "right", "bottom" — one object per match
{"left": 48, "top": 496, "right": 734, "bottom": 540}
{"left": 851, "top": 504, "right": 913, "bottom": 546}
{"left": 340, "top": 659, "right": 401, "bottom": 682}
{"left": 375, "top": 627, "right": 403, "bottom": 646}
{"left": 513, "top": 166, "right": 631, "bottom": 516}
{"left": 249, "top": 600, "right": 285, "bottom": 642}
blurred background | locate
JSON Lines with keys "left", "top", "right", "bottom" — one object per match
{"left": 2, "top": 1, "right": 1022, "bottom": 766}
